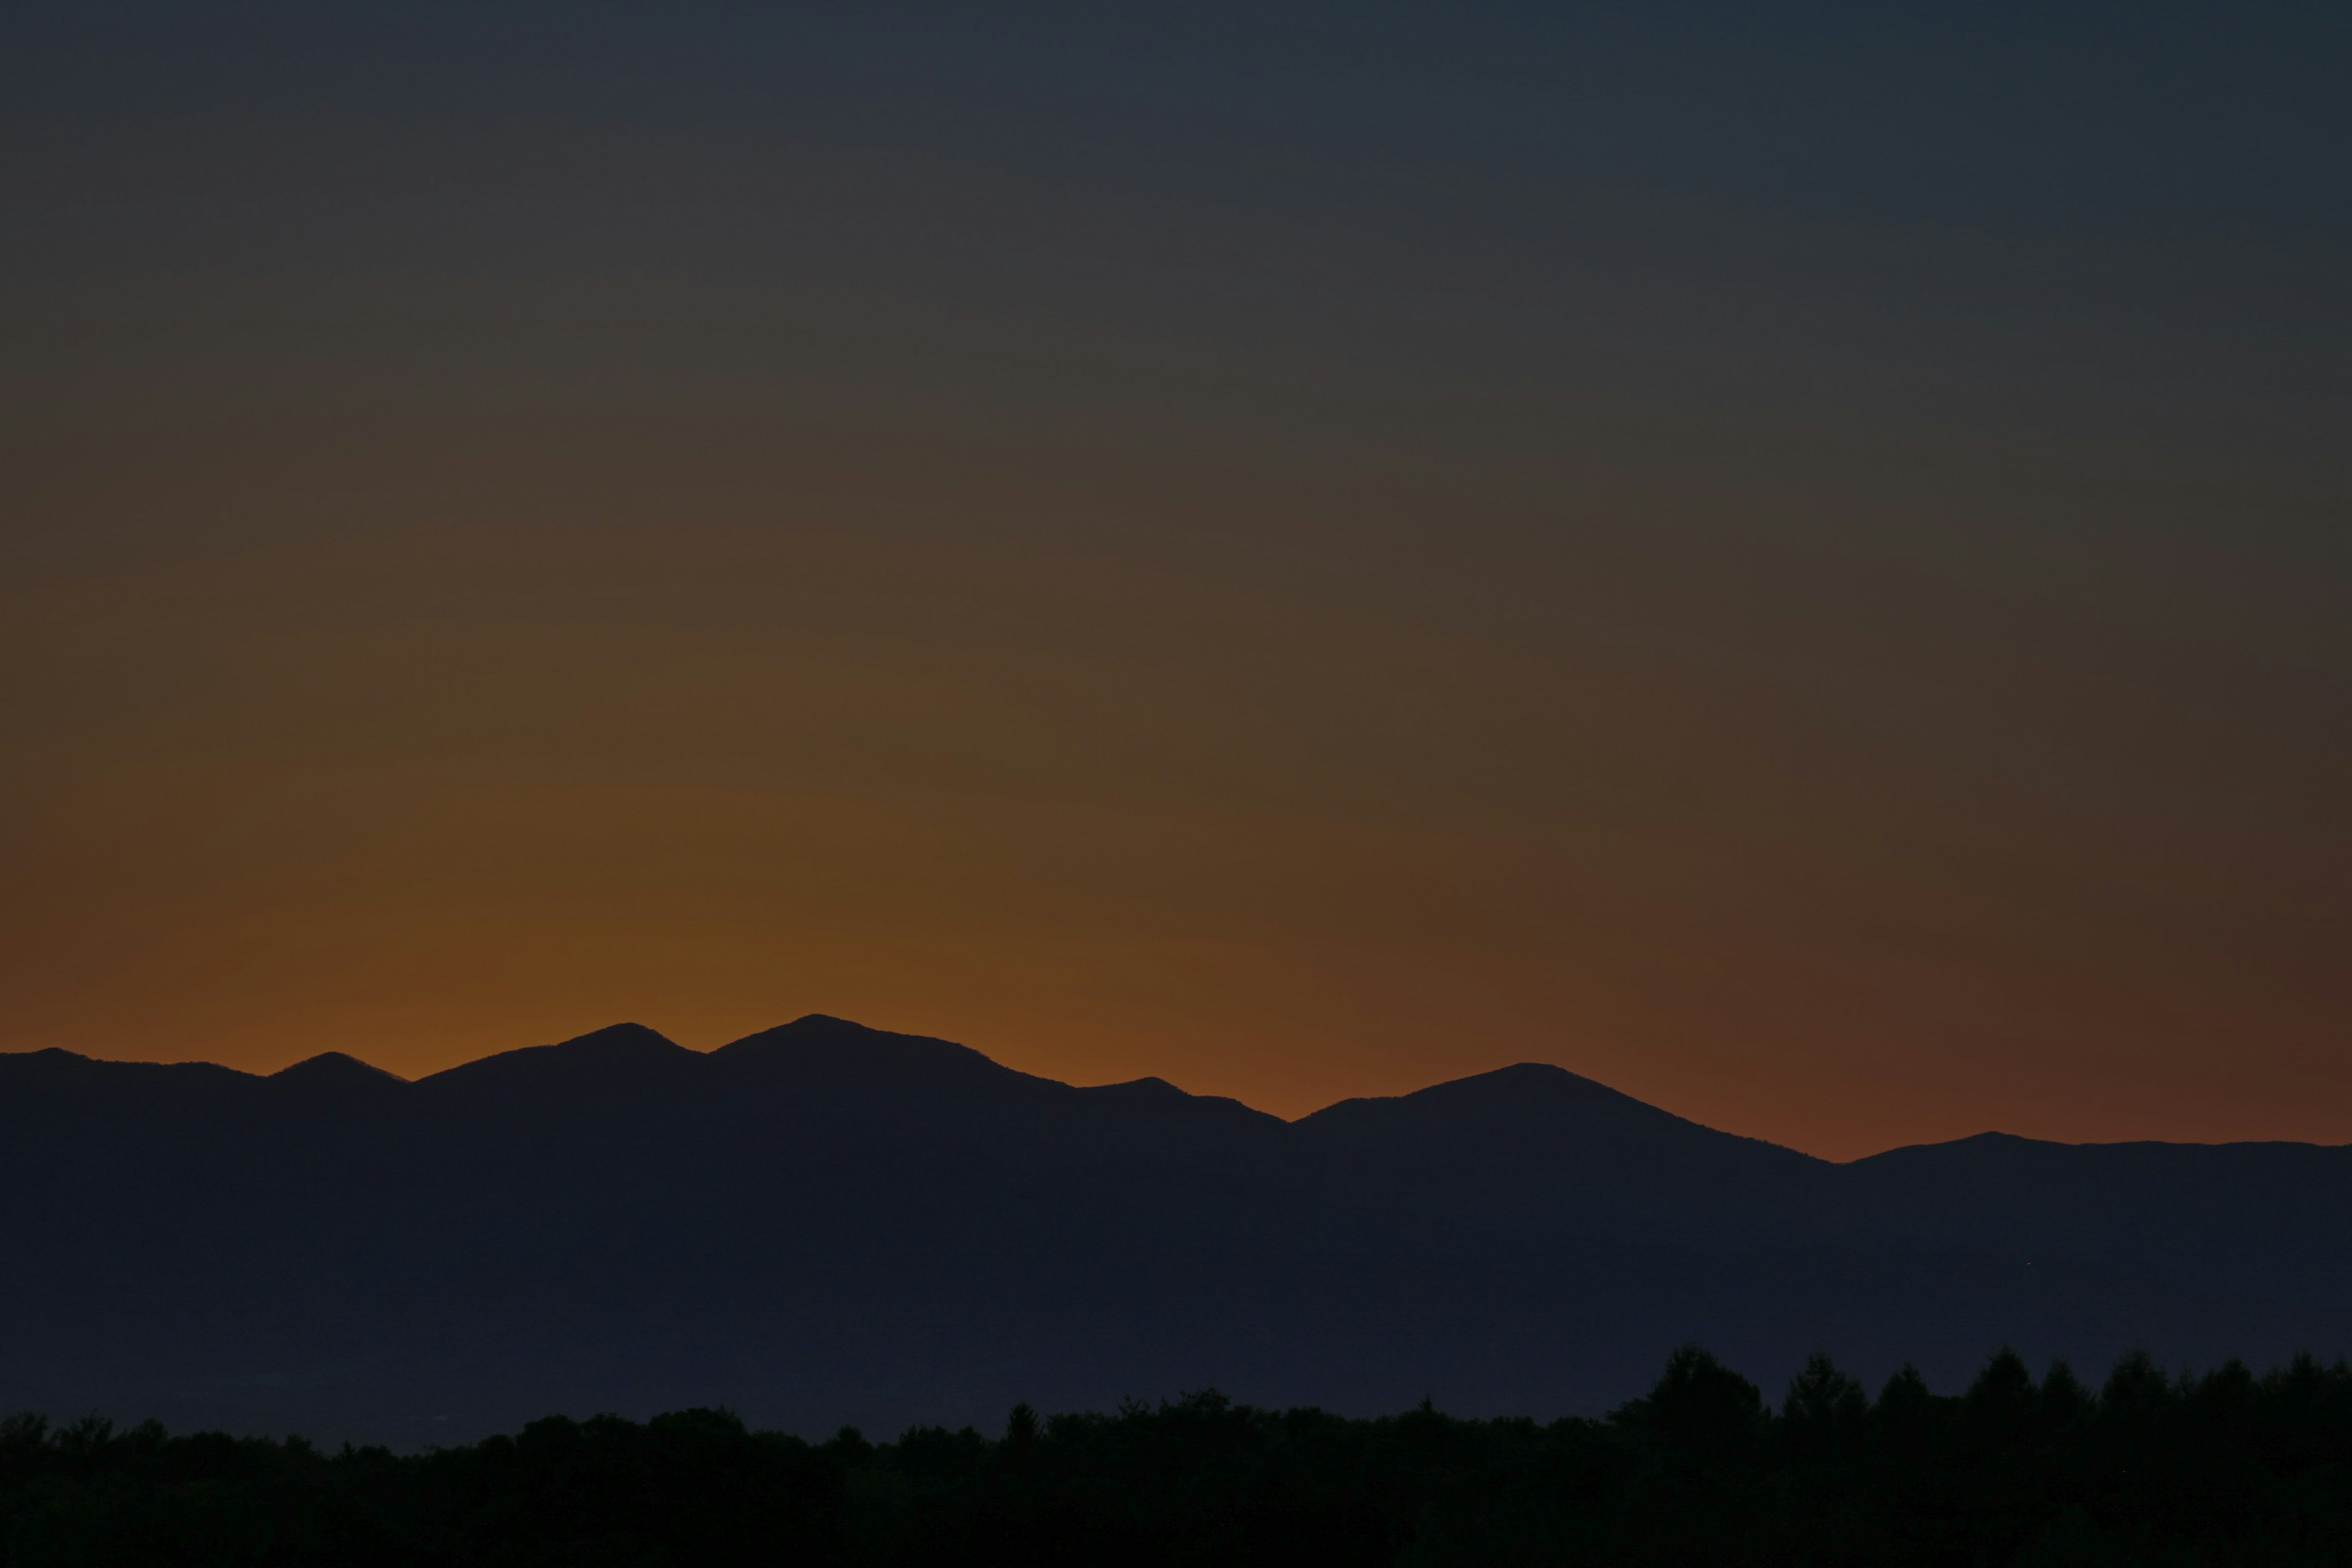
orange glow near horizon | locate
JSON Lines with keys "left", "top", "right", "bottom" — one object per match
{"left": 4, "top": 410, "right": 2343, "bottom": 1164}
{"left": 6, "top": 17, "right": 2347, "bottom": 1166}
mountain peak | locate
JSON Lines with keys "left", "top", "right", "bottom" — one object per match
{"left": 271, "top": 1051, "right": 410, "bottom": 1087}
{"left": 0, "top": 1046, "right": 94, "bottom": 1070}
{"left": 712, "top": 1015, "right": 1020, "bottom": 1087}
{"left": 1299, "top": 1061, "right": 1668, "bottom": 1126}
{"left": 414, "top": 1022, "right": 699, "bottom": 1104}
{"left": 551, "top": 1022, "right": 685, "bottom": 1055}
{"left": 1294, "top": 1060, "right": 1820, "bottom": 1173}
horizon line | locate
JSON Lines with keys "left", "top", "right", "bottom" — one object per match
{"left": 10, "top": 1014, "right": 2346, "bottom": 1164}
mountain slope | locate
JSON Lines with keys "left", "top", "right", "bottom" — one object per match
{"left": 1, "top": 1018, "right": 2346, "bottom": 1448}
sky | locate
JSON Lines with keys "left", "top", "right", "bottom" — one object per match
{"left": 2, "top": 1, "right": 2345, "bottom": 1159}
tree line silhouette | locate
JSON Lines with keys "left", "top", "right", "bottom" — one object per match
{"left": 6, "top": 1346, "right": 2352, "bottom": 1564}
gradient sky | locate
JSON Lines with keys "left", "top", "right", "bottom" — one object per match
{"left": 3, "top": 2, "right": 2346, "bottom": 1159}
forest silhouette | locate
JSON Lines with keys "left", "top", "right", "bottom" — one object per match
{"left": 7, "top": 1344, "right": 2352, "bottom": 1564}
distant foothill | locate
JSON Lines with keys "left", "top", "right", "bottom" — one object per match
{"left": 3, "top": 1016, "right": 2350, "bottom": 1449}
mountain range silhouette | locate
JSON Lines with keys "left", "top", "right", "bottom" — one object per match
{"left": 5, "top": 1016, "right": 2348, "bottom": 1446}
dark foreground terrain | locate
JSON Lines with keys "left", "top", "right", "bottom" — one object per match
{"left": 7, "top": 1346, "right": 2352, "bottom": 1566}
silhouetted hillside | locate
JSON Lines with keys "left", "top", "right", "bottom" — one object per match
{"left": 1295, "top": 1061, "right": 1831, "bottom": 1238}
{"left": 2, "top": 1018, "right": 2349, "bottom": 1447}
